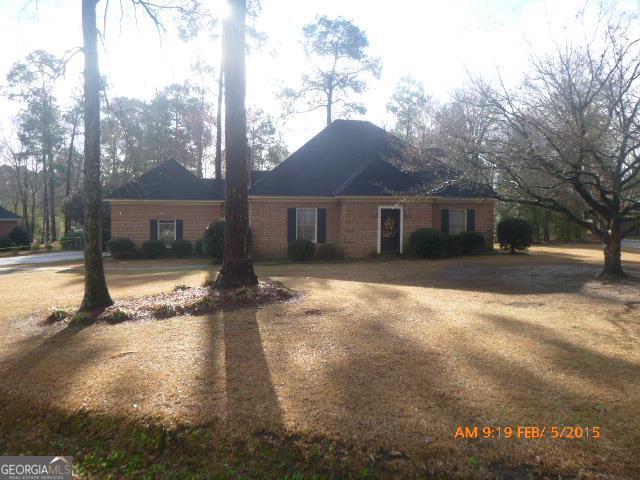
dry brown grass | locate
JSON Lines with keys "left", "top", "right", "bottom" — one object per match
{"left": 1, "top": 244, "right": 639, "bottom": 478}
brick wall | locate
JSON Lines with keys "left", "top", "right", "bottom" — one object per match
{"left": 0, "top": 221, "right": 18, "bottom": 238}
{"left": 249, "top": 198, "right": 339, "bottom": 258}
{"left": 338, "top": 199, "right": 434, "bottom": 257}
{"left": 110, "top": 202, "right": 224, "bottom": 246}
{"left": 109, "top": 197, "right": 495, "bottom": 257}
{"left": 432, "top": 200, "right": 495, "bottom": 245}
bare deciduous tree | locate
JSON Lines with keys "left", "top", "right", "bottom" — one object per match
{"left": 466, "top": 25, "right": 640, "bottom": 277}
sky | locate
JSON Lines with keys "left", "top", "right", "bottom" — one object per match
{"left": 1, "top": 0, "right": 636, "bottom": 176}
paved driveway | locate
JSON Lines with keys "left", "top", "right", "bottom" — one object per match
{"left": 0, "top": 251, "right": 85, "bottom": 266}
{"left": 623, "top": 238, "right": 640, "bottom": 249}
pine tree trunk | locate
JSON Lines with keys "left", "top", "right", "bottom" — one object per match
{"left": 42, "top": 158, "right": 49, "bottom": 243}
{"left": 80, "top": 0, "right": 113, "bottom": 311}
{"left": 64, "top": 121, "right": 78, "bottom": 236}
{"left": 600, "top": 218, "right": 625, "bottom": 278}
{"left": 215, "top": 0, "right": 257, "bottom": 289}
{"left": 215, "top": 59, "right": 223, "bottom": 180}
{"left": 49, "top": 152, "right": 57, "bottom": 241}
{"left": 326, "top": 89, "right": 333, "bottom": 126}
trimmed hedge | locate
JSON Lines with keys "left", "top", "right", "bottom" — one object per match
{"left": 314, "top": 243, "right": 342, "bottom": 260}
{"left": 288, "top": 239, "right": 315, "bottom": 261}
{"left": 409, "top": 228, "right": 446, "bottom": 259}
{"left": 141, "top": 240, "right": 166, "bottom": 259}
{"left": 171, "top": 239, "right": 193, "bottom": 258}
{"left": 0, "top": 237, "right": 12, "bottom": 250}
{"left": 497, "top": 217, "right": 533, "bottom": 253}
{"left": 9, "top": 226, "right": 30, "bottom": 248}
{"left": 459, "top": 231, "right": 485, "bottom": 254}
{"left": 445, "top": 233, "right": 464, "bottom": 257}
{"left": 107, "top": 237, "right": 136, "bottom": 259}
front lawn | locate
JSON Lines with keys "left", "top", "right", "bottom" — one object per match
{"left": 0, "top": 245, "right": 639, "bottom": 478}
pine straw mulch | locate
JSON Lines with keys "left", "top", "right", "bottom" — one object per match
{"left": 43, "top": 279, "right": 296, "bottom": 325}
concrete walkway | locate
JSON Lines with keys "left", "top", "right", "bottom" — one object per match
{"left": 0, "top": 251, "right": 86, "bottom": 266}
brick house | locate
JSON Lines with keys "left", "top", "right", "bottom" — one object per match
{"left": 107, "top": 120, "right": 496, "bottom": 258}
{"left": 0, "top": 206, "right": 21, "bottom": 238}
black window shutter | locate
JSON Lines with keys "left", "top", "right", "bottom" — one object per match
{"left": 287, "top": 208, "right": 296, "bottom": 242}
{"left": 150, "top": 219, "right": 158, "bottom": 240}
{"left": 317, "top": 208, "right": 327, "bottom": 243}
{"left": 176, "top": 220, "right": 184, "bottom": 240}
{"left": 441, "top": 209, "right": 449, "bottom": 234}
{"left": 467, "top": 209, "right": 475, "bottom": 231}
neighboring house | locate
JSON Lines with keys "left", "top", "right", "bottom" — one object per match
{"left": 0, "top": 206, "right": 21, "bottom": 238}
{"left": 107, "top": 120, "right": 496, "bottom": 258}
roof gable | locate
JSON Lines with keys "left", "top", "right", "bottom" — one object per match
{"left": 250, "top": 120, "right": 403, "bottom": 196}
{"left": 108, "top": 159, "right": 224, "bottom": 201}
{"left": 0, "top": 205, "right": 21, "bottom": 220}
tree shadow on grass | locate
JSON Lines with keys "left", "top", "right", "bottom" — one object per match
{"left": 0, "top": 321, "right": 109, "bottom": 408}
{"left": 220, "top": 308, "right": 284, "bottom": 434}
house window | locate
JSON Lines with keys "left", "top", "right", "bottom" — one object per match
{"left": 158, "top": 220, "right": 176, "bottom": 244}
{"left": 296, "top": 208, "right": 317, "bottom": 242}
{"left": 448, "top": 210, "right": 466, "bottom": 234}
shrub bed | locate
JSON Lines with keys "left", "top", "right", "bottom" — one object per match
{"left": 460, "top": 231, "right": 485, "bottom": 254}
{"left": 409, "top": 228, "right": 446, "bottom": 259}
{"left": 314, "top": 243, "right": 342, "bottom": 260}
{"left": 171, "top": 239, "right": 193, "bottom": 258}
{"left": 203, "top": 220, "right": 225, "bottom": 260}
{"left": 141, "top": 240, "right": 166, "bottom": 259}
{"left": 288, "top": 239, "right": 315, "bottom": 261}
{"left": 194, "top": 238, "right": 204, "bottom": 257}
{"left": 9, "top": 226, "right": 30, "bottom": 248}
{"left": 107, "top": 237, "right": 136, "bottom": 259}
{"left": 497, "top": 217, "right": 533, "bottom": 253}
{"left": 445, "top": 234, "right": 464, "bottom": 257}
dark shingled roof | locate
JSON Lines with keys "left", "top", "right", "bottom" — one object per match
{"left": 0, "top": 205, "right": 21, "bottom": 220}
{"left": 250, "top": 119, "right": 493, "bottom": 198}
{"left": 108, "top": 160, "right": 270, "bottom": 200}
{"left": 108, "top": 122, "right": 495, "bottom": 200}
{"left": 109, "top": 159, "right": 223, "bottom": 200}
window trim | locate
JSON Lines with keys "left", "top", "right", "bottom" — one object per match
{"left": 295, "top": 208, "right": 318, "bottom": 243}
{"left": 448, "top": 208, "right": 467, "bottom": 234}
{"left": 158, "top": 219, "right": 177, "bottom": 243}
{"left": 377, "top": 205, "right": 404, "bottom": 254}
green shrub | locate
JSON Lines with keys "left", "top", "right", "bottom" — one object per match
{"left": 45, "top": 243, "right": 53, "bottom": 251}
{"left": 459, "top": 231, "right": 486, "bottom": 255}
{"left": 31, "top": 242, "right": 41, "bottom": 251}
{"left": 141, "top": 240, "right": 166, "bottom": 259}
{"left": 9, "top": 226, "right": 30, "bottom": 247}
{"left": 171, "top": 239, "right": 193, "bottom": 258}
{"left": 107, "top": 237, "right": 137, "bottom": 259}
{"left": 203, "top": 220, "right": 225, "bottom": 260}
{"left": 101, "top": 308, "right": 132, "bottom": 324}
{"left": 0, "top": 237, "right": 12, "bottom": 251}
{"left": 314, "top": 243, "right": 342, "bottom": 260}
{"left": 202, "top": 220, "right": 252, "bottom": 261}
{"left": 186, "top": 296, "right": 218, "bottom": 314}
{"left": 194, "top": 238, "right": 204, "bottom": 257}
{"left": 46, "top": 307, "right": 70, "bottom": 323}
{"left": 497, "top": 217, "right": 533, "bottom": 253}
{"left": 409, "top": 228, "right": 446, "bottom": 259}
{"left": 288, "top": 239, "right": 315, "bottom": 261}
{"left": 445, "top": 234, "right": 464, "bottom": 257}
{"left": 70, "top": 311, "right": 94, "bottom": 325}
